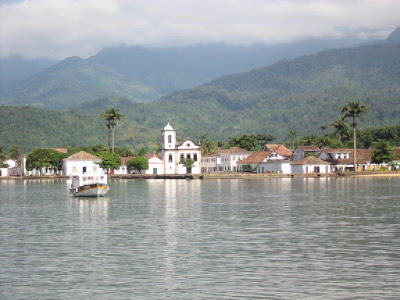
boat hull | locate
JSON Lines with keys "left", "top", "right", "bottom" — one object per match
{"left": 71, "top": 183, "right": 109, "bottom": 197}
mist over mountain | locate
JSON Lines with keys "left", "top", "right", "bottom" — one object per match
{"left": 0, "top": 55, "right": 55, "bottom": 88}
{"left": 386, "top": 26, "right": 400, "bottom": 43}
{"left": 0, "top": 36, "right": 373, "bottom": 109}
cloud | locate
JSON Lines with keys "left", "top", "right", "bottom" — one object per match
{"left": 1, "top": 0, "right": 399, "bottom": 59}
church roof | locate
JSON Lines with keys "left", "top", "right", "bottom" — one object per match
{"left": 163, "top": 122, "right": 174, "bottom": 131}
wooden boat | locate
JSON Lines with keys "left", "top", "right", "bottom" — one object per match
{"left": 69, "top": 175, "right": 109, "bottom": 197}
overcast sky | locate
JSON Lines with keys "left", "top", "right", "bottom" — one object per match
{"left": 1, "top": 0, "right": 399, "bottom": 59}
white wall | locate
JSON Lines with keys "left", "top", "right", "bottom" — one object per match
{"left": 63, "top": 160, "right": 104, "bottom": 176}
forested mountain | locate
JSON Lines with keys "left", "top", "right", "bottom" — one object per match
{"left": 0, "top": 55, "right": 55, "bottom": 87}
{"left": 0, "top": 57, "right": 160, "bottom": 109}
{"left": 0, "top": 105, "right": 160, "bottom": 152}
{"left": 122, "top": 42, "right": 400, "bottom": 141}
{"left": 0, "top": 36, "right": 371, "bottom": 109}
{"left": 1, "top": 32, "right": 400, "bottom": 150}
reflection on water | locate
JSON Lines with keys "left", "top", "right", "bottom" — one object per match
{"left": 0, "top": 177, "right": 400, "bottom": 299}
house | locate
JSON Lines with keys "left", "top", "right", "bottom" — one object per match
{"left": 116, "top": 154, "right": 165, "bottom": 174}
{"left": 160, "top": 122, "right": 202, "bottom": 174}
{"left": 317, "top": 148, "right": 383, "bottom": 172}
{"left": 21, "top": 148, "right": 69, "bottom": 176}
{"left": 237, "top": 148, "right": 292, "bottom": 174}
{"left": 62, "top": 151, "right": 105, "bottom": 176}
{"left": 291, "top": 156, "right": 332, "bottom": 174}
{"left": 292, "top": 146, "right": 321, "bottom": 161}
{"left": 201, "top": 147, "right": 252, "bottom": 173}
{"left": 201, "top": 151, "right": 220, "bottom": 173}
{"left": 264, "top": 144, "right": 293, "bottom": 160}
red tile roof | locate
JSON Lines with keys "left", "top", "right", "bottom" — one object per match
{"left": 265, "top": 144, "right": 293, "bottom": 157}
{"left": 64, "top": 151, "right": 100, "bottom": 160}
{"left": 320, "top": 148, "right": 374, "bottom": 164}
{"left": 296, "top": 146, "right": 320, "bottom": 151}
{"left": 292, "top": 156, "right": 330, "bottom": 165}
{"left": 237, "top": 151, "right": 272, "bottom": 164}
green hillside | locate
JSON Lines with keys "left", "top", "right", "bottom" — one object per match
{"left": 0, "top": 57, "right": 160, "bottom": 110}
{"left": 0, "top": 105, "right": 160, "bottom": 152}
{"left": 1, "top": 42, "right": 400, "bottom": 150}
{"left": 125, "top": 43, "right": 400, "bottom": 140}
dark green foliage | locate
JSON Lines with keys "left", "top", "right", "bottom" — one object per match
{"left": 0, "top": 105, "right": 160, "bottom": 152}
{"left": 179, "top": 157, "right": 195, "bottom": 173}
{"left": 25, "top": 149, "right": 68, "bottom": 174}
{"left": 229, "top": 135, "right": 258, "bottom": 151}
{"left": 0, "top": 146, "right": 7, "bottom": 166}
{"left": 358, "top": 125, "right": 400, "bottom": 148}
{"left": 127, "top": 156, "right": 148, "bottom": 174}
{"left": 371, "top": 140, "right": 395, "bottom": 164}
{"left": 96, "top": 151, "right": 121, "bottom": 171}
{"left": 201, "top": 141, "right": 218, "bottom": 154}
{"left": 9, "top": 145, "right": 23, "bottom": 165}
{"left": 138, "top": 148, "right": 147, "bottom": 156}
{"left": 114, "top": 147, "right": 135, "bottom": 157}
{"left": 100, "top": 107, "right": 124, "bottom": 153}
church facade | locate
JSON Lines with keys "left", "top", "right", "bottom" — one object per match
{"left": 160, "top": 122, "right": 202, "bottom": 174}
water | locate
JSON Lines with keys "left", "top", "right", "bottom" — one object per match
{"left": 1, "top": 177, "right": 399, "bottom": 299}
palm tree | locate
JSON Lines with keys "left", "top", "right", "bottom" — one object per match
{"left": 100, "top": 108, "right": 124, "bottom": 153}
{"left": 288, "top": 130, "right": 297, "bottom": 150}
{"left": 341, "top": 101, "right": 369, "bottom": 171}
{"left": 331, "top": 119, "right": 350, "bottom": 143}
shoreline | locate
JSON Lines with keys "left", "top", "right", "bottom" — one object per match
{"left": 1, "top": 171, "right": 400, "bottom": 181}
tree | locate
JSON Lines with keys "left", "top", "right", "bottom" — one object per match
{"left": 371, "top": 139, "right": 395, "bottom": 165}
{"left": 179, "top": 157, "right": 195, "bottom": 174}
{"left": 331, "top": 119, "right": 350, "bottom": 143}
{"left": 114, "top": 147, "right": 135, "bottom": 157}
{"left": 255, "top": 134, "right": 275, "bottom": 147}
{"left": 97, "top": 151, "right": 121, "bottom": 173}
{"left": 127, "top": 156, "right": 149, "bottom": 174}
{"left": 288, "top": 130, "right": 297, "bottom": 149}
{"left": 229, "top": 135, "right": 257, "bottom": 151}
{"left": 26, "top": 149, "right": 68, "bottom": 175}
{"left": 201, "top": 140, "right": 218, "bottom": 154}
{"left": 341, "top": 101, "right": 369, "bottom": 171}
{"left": 138, "top": 147, "right": 147, "bottom": 156}
{"left": 0, "top": 146, "right": 7, "bottom": 165}
{"left": 9, "top": 145, "right": 23, "bottom": 165}
{"left": 100, "top": 108, "right": 124, "bottom": 153}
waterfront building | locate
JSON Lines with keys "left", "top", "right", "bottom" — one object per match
{"left": 62, "top": 151, "right": 105, "bottom": 176}
{"left": 160, "top": 122, "right": 201, "bottom": 174}
{"left": 201, "top": 147, "right": 252, "bottom": 173}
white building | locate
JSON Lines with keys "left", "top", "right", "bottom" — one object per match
{"left": 237, "top": 150, "right": 292, "bottom": 174}
{"left": 291, "top": 156, "right": 332, "bottom": 174}
{"left": 116, "top": 154, "right": 165, "bottom": 174}
{"left": 160, "top": 122, "right": 202, "bottom": 174}
{"left": 292, "top": 146, "right": 321, "bottom": 161}
{"left": 62, "top": 151, "right": 105, "bottom": 176}
{"left": 201, "top": 147, "right": 252, "bottom": 173}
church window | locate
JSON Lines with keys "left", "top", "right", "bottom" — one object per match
{"left": 168, "top": 155, "right": 172, "bottom": 162}
{"left": 168, "top": 135, "right": 172, "bottom": 143}
{"left": 187, "top": 154, "right": 191, "bottom": 159}
{"left": 180, "top": 154, "right": 184, "bottom": 159}
{"left": 194, "top": 154, "right": 197, "bottom": 161}
{"left": 187, "top": 143, "right": 190, "bottom": 147}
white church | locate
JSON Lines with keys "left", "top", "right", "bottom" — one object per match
{"left": 114, "top": 122, "right": 202, "bottom": 175}
{"left": 159, "top": 122, "right": 202, "bottom": 174}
